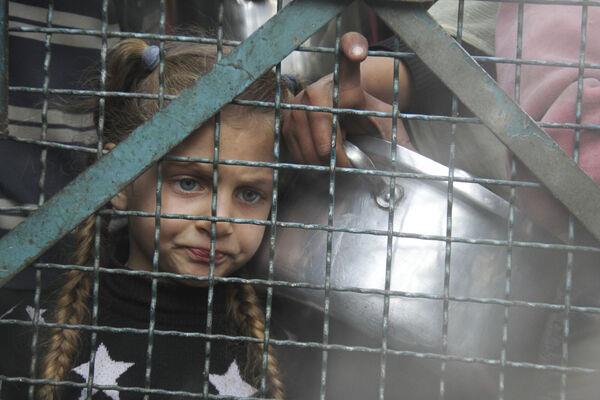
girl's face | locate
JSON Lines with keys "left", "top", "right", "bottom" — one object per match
{"left": 111, "top": 112, "right": 275, "bottom": 282}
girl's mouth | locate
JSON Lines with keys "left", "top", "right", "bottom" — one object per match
{"left": 186, "top": 247, "right": 227, "bottom": 264}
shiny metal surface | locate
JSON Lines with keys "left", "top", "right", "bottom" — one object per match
{"left": 224, "top": 0, "right": 353, "bottom": 82}
{"left": 168, "top": 0, "right": 365, "bottom": 83}
{"left": 343, "top": 140, "right": 403, "bottom": 209}
{"left": 254, "top": 136, "right": 570, "bottom": 398}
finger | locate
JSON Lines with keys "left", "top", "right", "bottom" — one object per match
{"left": 282, "top": 117, "right": 304, "bottom": 163}
{"left": 338, "top": 32, "right": 368, "bottom": 108}
{"left": 282, "top": 108, "right": 304, "bottom": 163}
{"left": 339, "top": 32, "right": 368, "bottom": 85}
{"left": 294, "top": 108, "right": 322, "bottom": 165}
{"left": 362, "top": 93, "right": 415, "bottom": 150}
{"left": 302, "top": 84, "right": 337, "bottom": 162}
{"left": 334, "top": 125, "right": 351, "bottom": 168}
{"left": 308, "top": 109, "right": 336, "bottom": 161}
{"left": 283, "top": 92, "right": 325, "bottom": 165}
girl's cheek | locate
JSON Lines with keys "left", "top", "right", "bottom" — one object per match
{"left": 247, "top": 225, "right": 267, "bottom": 254}
{"left": 248, "top": 200, "right": 272, "bottom": 219}
{"left": 159, "top": 219, "right": 181, "bottom": 239}
{"left": 161, "top": 192, "right": 207, "bottom": 215}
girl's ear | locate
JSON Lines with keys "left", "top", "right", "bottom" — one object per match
{"left": 104, "top": 143, "right": 130, "bottom": 210}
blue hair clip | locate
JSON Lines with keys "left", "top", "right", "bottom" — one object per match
{"left": 282, "top": 74, "right": 302, "bottom": 95}
{"left": 142, "top": 45, "right": 160, "bottom": 71}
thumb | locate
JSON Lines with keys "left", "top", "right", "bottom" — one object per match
{"left": 339, "top": 32, "right": 368, "bottom": 108}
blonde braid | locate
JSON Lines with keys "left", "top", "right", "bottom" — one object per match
{"left": 37, "top": 215, "right": 96, "bottom": 400}
{"left": 227, "top": 283, "right": 285, "bottom": 399}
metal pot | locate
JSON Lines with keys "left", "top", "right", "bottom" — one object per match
{"left": 252, "top": 136, "right": 572, "bottom": 399}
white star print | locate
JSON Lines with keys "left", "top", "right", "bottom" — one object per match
{"left": 72, "top": 343, "right": 135, "bottom": 400}
{"left": 209, "top": 360, "right": 257, "bottom": 397}
{"left": 25, "top": 305, "right": 46, "bottom": 323}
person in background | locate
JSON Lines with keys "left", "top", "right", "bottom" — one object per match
{"left": 283, "top": 2, "right": 600, "bottom": 239}
{"left": 496, "top": 5, "right": 600, "bottom": 399}
{"left": 1, "top": 0, "right": 120, "bottom": 289}
{"left": 496, "top": 4, "right": 600, "bottom": 240}
{"left": 283, "top": 0, "right": 507, "bottom": 187}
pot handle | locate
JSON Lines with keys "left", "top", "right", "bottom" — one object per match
{"left": 343, "top": 140, "right": 403, "bottom": 209}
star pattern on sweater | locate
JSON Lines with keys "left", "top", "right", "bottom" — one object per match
{"left": 25, "top": 305, "right": 46, "bottom": 323}
{"left": 209, "top": 360, "right": 257, "bottom": 397}
{"left": 72, "top": 343, "right": 135, "bottom": 400}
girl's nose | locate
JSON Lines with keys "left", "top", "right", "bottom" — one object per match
{"left": 213, "top": 216, "right": 234, "bottom": 238}
{"left": 216, "top": 197, "right": 235, "bottom": 236}
{"left": 193, "top": 196, "right": 234, "bottom": 238}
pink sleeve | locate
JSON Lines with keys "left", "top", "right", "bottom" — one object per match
{"left": 495, "top": 4, "right": 600, "bottom": 184}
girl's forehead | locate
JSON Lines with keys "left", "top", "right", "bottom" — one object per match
{"left": 169, "top": 113, "right": 275, "bottom": 161}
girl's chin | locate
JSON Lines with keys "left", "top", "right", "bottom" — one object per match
{"left": 126, "top": 257, "right": 233, "bottom": 285}
{"left": 162, "top": 261, "right": 236, "bottom": 285}
{"left": 160, "top": 267, "right": 214, "bottom": 287}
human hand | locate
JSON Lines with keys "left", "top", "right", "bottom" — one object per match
{"left": 283, "top": 32, "right": 413, "bottom": 167}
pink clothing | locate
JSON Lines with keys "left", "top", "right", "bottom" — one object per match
{"left": 495, "top": 4, "right": 600, "bottom": 185}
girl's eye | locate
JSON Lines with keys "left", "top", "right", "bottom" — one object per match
{"left": 177, "top": 178, "right": 199, "bottom": 192}
{"left": 239, "top": 189, "right": 262, "bottom": 204}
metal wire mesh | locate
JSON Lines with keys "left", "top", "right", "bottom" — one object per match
{"left": 1, "top": 0, "right": 600, "bottom": 399}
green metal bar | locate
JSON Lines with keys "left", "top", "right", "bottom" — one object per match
{"left": 0, "top": 0, "right": 351, "bottom": 285}
{"left": 372, "top": 3, "right": 600, "bottom": 243}
{"left": 0, "top": 0, "right": 8, "bottom": 135}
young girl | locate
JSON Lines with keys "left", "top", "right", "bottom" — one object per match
{"left": 0, "top": 38, "right": 289, "bottom": 399}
